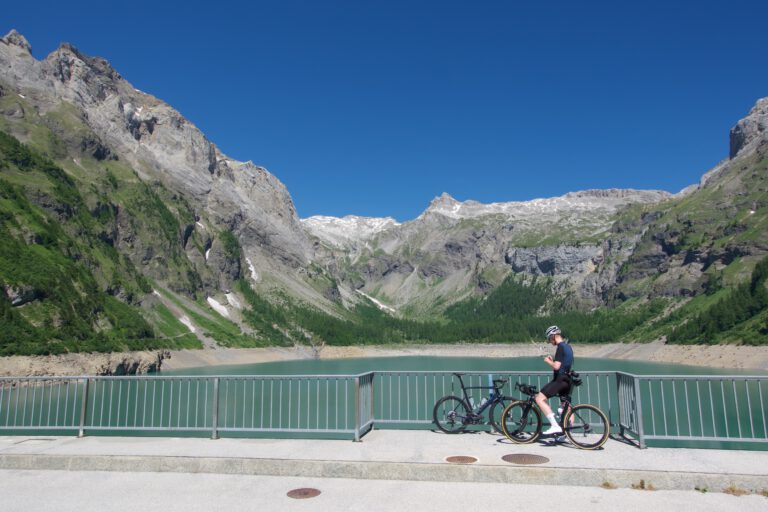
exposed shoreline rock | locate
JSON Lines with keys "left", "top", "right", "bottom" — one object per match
{"left": 0, "top": 350, "right": 169, "bottom": 377}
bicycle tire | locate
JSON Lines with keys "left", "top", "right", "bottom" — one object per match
{"left": 433, "top": 395, "right": 471, "bottom": 434}
{"left": 500, "top": 401, "right": 541, "bottom": 443}
{"left": 563, "top": 404, "right": 610, "bottom": 450}
{"left": 488, "top": 398, "right": 507, "bottom": 433}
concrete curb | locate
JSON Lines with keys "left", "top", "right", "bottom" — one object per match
{"left": 1, "top": 453, "right": 765, "bottom": 493}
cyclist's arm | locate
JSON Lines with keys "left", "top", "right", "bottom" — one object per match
{"left": 545, "top": 344, "right": 565, "bottom": 371}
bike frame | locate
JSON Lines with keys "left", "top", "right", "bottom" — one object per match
{"left": 453, "top": 373, "right": 510, "bottom": 415}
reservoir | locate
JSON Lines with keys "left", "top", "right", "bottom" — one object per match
{"left": 160, "top": 355, "right": 768, "bottom": 377}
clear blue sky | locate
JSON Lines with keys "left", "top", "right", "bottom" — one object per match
{"left": 5, "top": 1, "right": 768, "bottom": 221}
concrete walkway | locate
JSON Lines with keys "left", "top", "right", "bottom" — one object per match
{"left": 0, "top": 430, "right": 766, "bottom": 494}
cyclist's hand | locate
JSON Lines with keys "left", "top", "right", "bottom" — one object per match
{"left": 544, "top": 355, "right": 553, "bottom": 363}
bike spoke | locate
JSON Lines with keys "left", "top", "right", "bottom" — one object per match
{"left": 433, "top": 396, "right": 470, "bottom": 434}
{"left": 564, "top": 405, "right": 609, "bottom": 449}
{"left": 501, "top": 401, "right": 541, "bottom": 443}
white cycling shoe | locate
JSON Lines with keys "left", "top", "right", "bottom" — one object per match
{"left": 542, "top": 424, "right": 563, "bottom": 435}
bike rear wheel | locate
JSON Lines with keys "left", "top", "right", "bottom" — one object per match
{"left": 563, "top": 404, "right": 609, "bottom": 449}
{"left": 500, "top": 401, "right": 541, "bottom": 443}
{"left": 433, "top": 396, "right": 471, "bottom": 433}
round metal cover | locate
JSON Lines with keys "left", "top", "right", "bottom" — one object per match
{"left": 445, "top": 455, "right": 478, "bottom": 464}
{"left": 287, "top": 488, "right": 321, "bottom": 499}
{"left": 502, "top": 454, "right": 549, "bottom": 465}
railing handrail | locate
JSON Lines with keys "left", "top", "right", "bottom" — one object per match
{"left": 5, "top": 371, "right": 765, "bottom": 381}
{"left": 616, "top": 372, "right": 768, "bottom": 380}
{"left": 0, "top": 373, "right": 376, "bottom": 381}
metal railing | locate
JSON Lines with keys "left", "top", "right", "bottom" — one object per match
{"left": 372, "top": 371, "right": 618, "bottom": 429}
{"left": 617, "top": 373, "right": 768, "bottom": 448}
{"left": 616, "top": 372, "right": 644, "bottom": 446}
{"left": 1, "top": 372, "right": 766, "bottom": 448}
{"left": 0, "top": 374, "right": 373, "bottom": 441}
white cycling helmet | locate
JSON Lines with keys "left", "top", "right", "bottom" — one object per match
{"left": 545, "top": 325, "right": 561, "bottom": 339}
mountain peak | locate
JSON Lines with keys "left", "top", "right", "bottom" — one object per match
{"left": 427, "top": 191, "right": 460, "bottom": 209}
{"left": 730, "top": 96, "right": 768, "bottom": 159}
{"left": 1, "top": 29, "right": 32, "bottom": 53}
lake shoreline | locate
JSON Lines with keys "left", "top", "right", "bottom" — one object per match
{"left": 1, "top": 342, "right": 767, "bottom": 377}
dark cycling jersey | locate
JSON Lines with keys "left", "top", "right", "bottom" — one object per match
{"left": 552, "top": 342, "right": 573, "bottom": 378}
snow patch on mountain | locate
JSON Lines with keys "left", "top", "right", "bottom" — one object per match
{"left": 355, "top": 289, "right": 397, "bottom": 314}
{"left": 206, "top": 297, "right": 230, "bottom": 318}
{"left": 421, "top": 190, "right": 671, "bottom": 221}
{"left": 302, "top": 215, "right": 400, "bottom": 247}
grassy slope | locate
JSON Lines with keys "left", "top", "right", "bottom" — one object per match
{"left": 0, "top": 97, "right": 212, "bottom": 353}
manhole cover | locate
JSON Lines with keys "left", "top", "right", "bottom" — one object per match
{"left": 502, "top": 454, "right": 549, "bottom": 465}
{"left": 445, "top": 455, "right": 478, "bottom": 464}
{"left": 287, "top": 488, "right": 321, "bottom": 499}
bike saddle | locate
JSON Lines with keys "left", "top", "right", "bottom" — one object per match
{"left": 516, "top": 382, "right": 538, "bottom": 396}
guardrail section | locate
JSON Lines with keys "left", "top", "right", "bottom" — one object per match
{"left": 1, "top": 374, "right": 371, "bottom": 440}
{"left": 373, "top": 371, "right": 618, "bottom": 430}
{"left": 631, "top": 374, "right": 768, "bottom": 446}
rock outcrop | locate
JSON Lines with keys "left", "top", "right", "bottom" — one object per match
{"left": 730, "top": 97, "right": 768, "bottom": 159}
{"left": 0, "top": 29, "right": 313, "bottom": 299}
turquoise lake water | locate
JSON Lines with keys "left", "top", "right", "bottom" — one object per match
{"left": 160, "top": 355, "right": 768, "bottom": 377}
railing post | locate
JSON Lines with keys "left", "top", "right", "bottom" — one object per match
{"left": 354, "top": 376, "right": 361, "bottom": 442}
{"left": 78, "top": 377, "right": 90, "bottom": 438}
{"left": 369, "top": 372, "right": 375, "bottom": 432}
{"left": 211, "top": 377, "right": 220, "bottom": 440}
{"left": 633, "top": 375, "right": 646, "bottom": 449}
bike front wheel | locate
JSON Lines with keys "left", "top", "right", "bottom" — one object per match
{"left": 563, "top": 404, "right": 610, "bottom": 450}
{"left": 500, "top": 401, "right": 541, "bottom": 443}
{"left": 433, "top": 395, "right": 471, "bottom": 434}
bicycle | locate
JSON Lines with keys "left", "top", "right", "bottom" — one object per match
{"left": 500, "top": 379, "right": 610, "bottom": 450}
{"left": 432, "top": 373, "right": 511, "bottom": 434}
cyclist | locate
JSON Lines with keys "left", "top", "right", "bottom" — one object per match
{"left": 536, "top": 325, "right": 574, "bottom": 435}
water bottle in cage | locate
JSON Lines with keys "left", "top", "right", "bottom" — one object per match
{"left": 487, "top": 374, "right": 494, "bottom": 399}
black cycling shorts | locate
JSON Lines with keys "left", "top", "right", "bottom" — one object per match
{"left": 540, "top": 374, "right": 571, "bottom": 398}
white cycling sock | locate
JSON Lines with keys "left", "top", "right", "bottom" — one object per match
{"left": 546, "top": 413, "right": 557, "bottom": 425}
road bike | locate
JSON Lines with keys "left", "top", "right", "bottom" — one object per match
{"left": 500, "top": 379, "right": 610, "bottom": 450}
{"left": 432, "top": 373, "right": 512, "bottom": 434}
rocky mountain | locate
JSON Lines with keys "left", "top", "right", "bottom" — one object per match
{"left": 302, "top": 215, "right": 400, "bottom": 249}
{"left": 304, "top": 99, "right": 767, "bottom": 317}
{"left": 1, "top": 29, "right": 766, "bottom": 354}
{"left": 306, "top": 189, "right": 673, "bottom": 312}
{"left": 0, "top": 30, "right": 346, "bottom": 354}
{"left": 0, "top": 31, "right": 342, "bottom": 301}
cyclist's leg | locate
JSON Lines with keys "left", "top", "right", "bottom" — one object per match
{"left": 539, "top": 377, "right": 570, "bottom": 434}
{"left": 559, "top": 396, "right": 575, "bottom": 426}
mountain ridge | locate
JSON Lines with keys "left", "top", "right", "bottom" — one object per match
{"left": 1, "top": 29, "right": 767, "bottom": 356}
